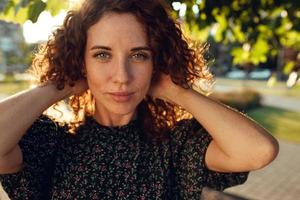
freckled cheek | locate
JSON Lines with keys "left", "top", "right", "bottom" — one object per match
{"left": 86, "top": 71, "right": 108, "bottom": 94}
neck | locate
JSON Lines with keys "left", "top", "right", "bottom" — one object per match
{"left": 93, "top": 109, "right": 137, "bottom": 127}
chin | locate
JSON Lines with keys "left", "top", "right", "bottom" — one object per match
{"left": 102, "top": 101, "right": 139, "bottom": 115}
{"left": 94, "top": 93, "right": 143, "bottom": 115}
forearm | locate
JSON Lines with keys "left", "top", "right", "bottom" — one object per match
{"left": 0, "top": 84, "right": 72, "bottom": 157}
{"left": 169, "top": 88, "right": 279, "bottom": 165}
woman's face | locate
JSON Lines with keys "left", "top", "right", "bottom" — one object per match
{"left": 84, "top": 12, "right": 153, "bottom": 119}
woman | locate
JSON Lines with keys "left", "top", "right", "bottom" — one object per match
{"left": 0, "top": 0, "right": 279, "bottom": 199}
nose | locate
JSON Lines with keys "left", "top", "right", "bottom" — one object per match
{"left": 112, "top": 57, "right": 131, "bottom": 84}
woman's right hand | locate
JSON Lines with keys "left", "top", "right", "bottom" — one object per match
{"left": 69, "top": 79, "right": 89, "bottom": 96}
{"left": 57, "top": 79, "right": 89, "bottom": 100}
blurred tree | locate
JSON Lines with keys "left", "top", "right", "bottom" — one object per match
{"left": 0, "top": 0, "right": 68, "bottom": 24}
{"left": 166, "top": 0, "right": 300, "bottom": 75}
{"left": 0, "top": 0, "right": 299, "bottom": 76}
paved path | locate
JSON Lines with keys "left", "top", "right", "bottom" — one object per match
{"left": 225, "top": 140, "right": 300, "bottom": 200}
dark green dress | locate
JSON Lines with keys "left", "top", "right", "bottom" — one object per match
{"left": 0, "top": 115, "right": 248, "bottom": 199}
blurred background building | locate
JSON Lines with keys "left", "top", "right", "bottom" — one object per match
{"left": 0, "top": 20, "right": 27, "bottom": 74}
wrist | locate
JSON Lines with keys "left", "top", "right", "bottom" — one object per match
{"left": 165, "top": 85, "right": 189, "bottom": 105}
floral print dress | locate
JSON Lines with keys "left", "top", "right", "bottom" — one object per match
{"left": 0, "top": 115, "right": 248, "bottom": 200}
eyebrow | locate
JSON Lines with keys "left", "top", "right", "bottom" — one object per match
{"left": 90, "top": 45, "right": 152, "bottom": 52}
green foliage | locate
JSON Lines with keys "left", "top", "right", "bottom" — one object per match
{"left": 283, "top": 61, "right": 295, "bottom": 75}
{"left": 0, "top": 0, "right": 68, "bottom": 23}
{"left": 168, "top": 0, "right": 300, "bottom": 67}
{"left": 46, "top": 0, "right": 68, "bottom": 16}
{"left": 28, "top": 0, "right": 46, "bottom": 23}
{"left": 231, "top": 37, "right": 269, "bottom": 65}
{"left": 0, "top": 0, "right": 44, "bottom": 23}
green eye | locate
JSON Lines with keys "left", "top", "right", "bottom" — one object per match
{"left": 132, "top": 53, "right": 149, "bottom": 61}
{"left": 93, "top": 52, "right": 111, "bottom": 59}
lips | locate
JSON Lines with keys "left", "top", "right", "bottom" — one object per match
{"left": 108, "top": 92, "right": 134, "bottom": 96}
{"left": 107, "top": 91, "right": 135, "bottom": 102}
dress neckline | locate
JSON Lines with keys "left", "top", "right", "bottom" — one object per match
{"left": 85, "top": 115, "right": 140, "bottom": 133}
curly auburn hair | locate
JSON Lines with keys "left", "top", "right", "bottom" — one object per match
{"left": 29, "top": 0, "right": 215, "bottom": 142}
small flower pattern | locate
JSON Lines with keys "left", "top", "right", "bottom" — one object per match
{"left": 0, "top": 115, "right": 248, "bottom": 199}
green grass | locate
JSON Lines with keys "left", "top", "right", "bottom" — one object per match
{"left": 0, "top": 81, "right": 30, "bottom": 95}
{"left": 247, "top": 106, "right": 300, "bottom": 144}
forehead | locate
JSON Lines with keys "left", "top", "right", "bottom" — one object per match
{"left": 86, "top": 12, "right": 148, "bottom": 47}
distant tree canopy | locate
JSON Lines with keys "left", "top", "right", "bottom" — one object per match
{"left": 1, "top": 0, "right": 300, "bottom": 73}
{"left": 0, "top": 0, "right": 68, "bottom": 24}
{"left": 167, "top": 0, "right": 300, "bottom": 73}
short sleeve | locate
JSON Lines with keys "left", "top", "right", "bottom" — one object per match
{"left": 170, "top": 118, "right": 249, "bottom": 198}
{"left": 0, "top": 115, "right": 64, "bottom": 200}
